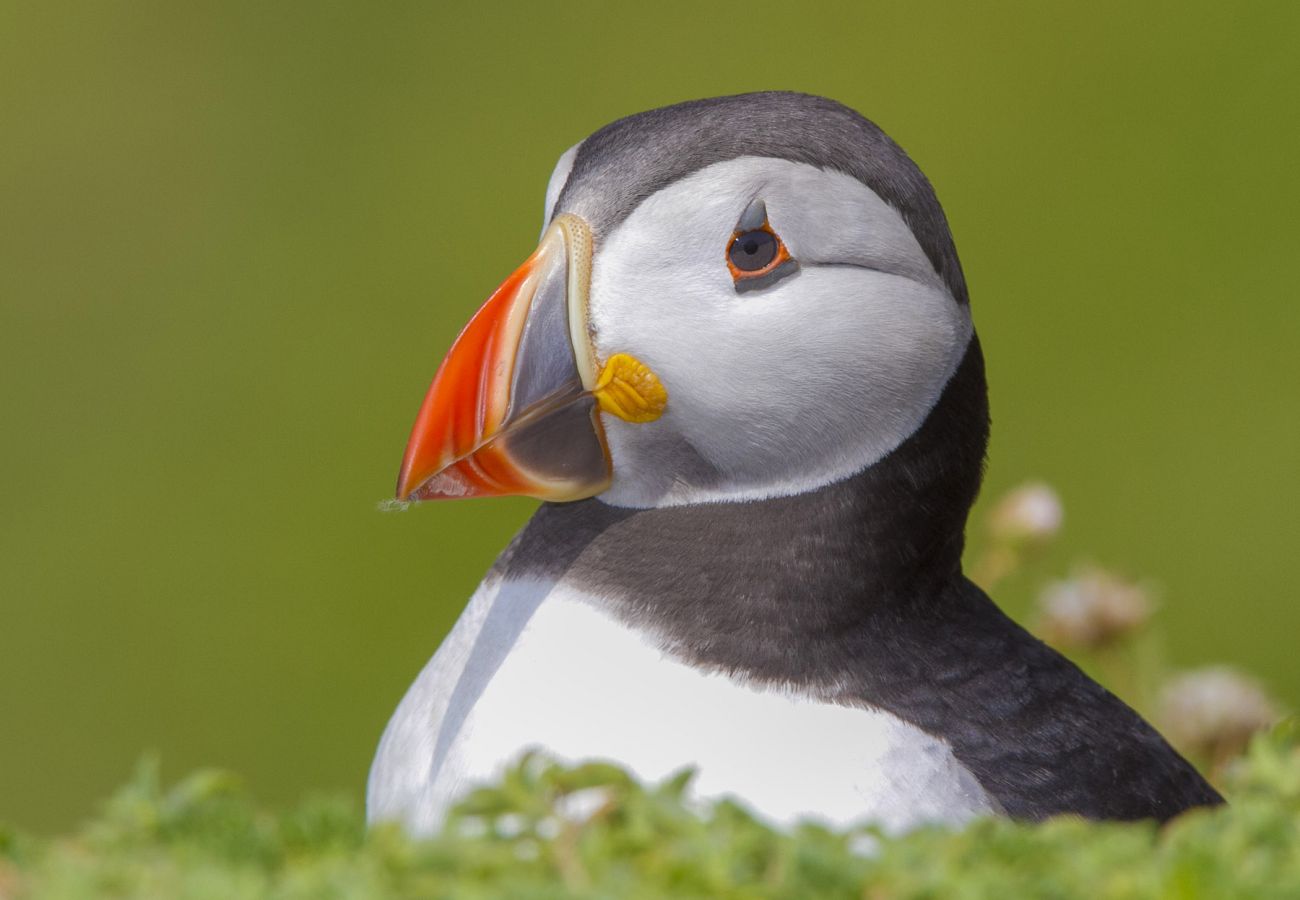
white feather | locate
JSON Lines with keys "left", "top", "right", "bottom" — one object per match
{"left": 368, "top": 575, "right": 997, "bottom": 836}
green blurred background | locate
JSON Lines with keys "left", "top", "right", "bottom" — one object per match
{"left": 2, "top": 1, "right": 1297, "bottom": 832}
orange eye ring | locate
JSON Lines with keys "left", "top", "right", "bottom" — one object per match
{"left": 726, "top": 223, "right": 793, "bottom": 282}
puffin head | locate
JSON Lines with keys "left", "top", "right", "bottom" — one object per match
{"left": 396, "top": 92, "right": 981, "bottom": 510}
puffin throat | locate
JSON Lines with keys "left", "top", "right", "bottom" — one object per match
{"left": 498, "top": 336, "right": 991, "bottom": 683}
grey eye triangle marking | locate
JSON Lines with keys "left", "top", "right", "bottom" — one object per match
{"left": 731, "top": 197, "right": 800, "bottom": 295}
{"left": 735, "top": 259, "right": 799, "bottom": 294}
{"left": 737, "top": 198, "right": 768, "bottom": 232}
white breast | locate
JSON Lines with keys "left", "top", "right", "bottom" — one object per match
{"left": 368, "top": 576, "right": 997, "bottom": 835}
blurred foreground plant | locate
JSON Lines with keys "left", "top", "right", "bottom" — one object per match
{"left": 3, "top": 724, "right": 1300, "bottom": 899}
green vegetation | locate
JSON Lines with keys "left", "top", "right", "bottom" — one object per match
{"left": 4, "top": 483, "right": 1287, "bottom": 897}
{"left": 4, "top": 722, "right": 1298, "bottom": 899}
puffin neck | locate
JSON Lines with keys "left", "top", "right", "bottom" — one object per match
{"left": 479, "top": 337, "right": 1223, "bottom": 822}
{"left": 498, "top": 337, "right": 991, "bottom": 685}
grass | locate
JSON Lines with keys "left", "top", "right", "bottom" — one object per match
{"left": 3, "top": 721, "right": 1298, "bottom": 899}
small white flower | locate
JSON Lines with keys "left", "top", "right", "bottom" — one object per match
{"left": 1159, "top": 667, "right": 1281, "bottom": 763}
{"left": 535, "top": 816, "right": 561, "bottom": 840}
{"left": 495, "top": 812, "right": 527, "bottom": 838}
{"left": 1035, "top": 566, "right": 1153, "bottom": 650}
{"left": 556, "top": 786, "right": 612, "bottom": 823}
{"left": 987, "top": 482, "right": 1064, "bottom": 546}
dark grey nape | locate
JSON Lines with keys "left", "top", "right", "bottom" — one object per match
{"left": 554, "top": 91, "right": 969, "bottom": 306}
{"left": 498, "top": 340, "right": 1222, "bottom": 822}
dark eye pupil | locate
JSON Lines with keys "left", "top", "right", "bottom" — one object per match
{"left": 729, "top": 229, "right": 777, "bottom": 272}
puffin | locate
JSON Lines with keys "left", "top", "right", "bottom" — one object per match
{"left": 368, "top": 92, "right": 1222, "bottom": 835}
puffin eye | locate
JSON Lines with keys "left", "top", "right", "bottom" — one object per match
{"left": 726, "top": 198, "right": 798, "bottom": 293}
{"left": 729, "top": 230, "right": 778, "bottom": 272}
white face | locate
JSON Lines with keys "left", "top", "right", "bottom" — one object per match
{"left": 554, "top": 155, "right": 973, "bottom": 509}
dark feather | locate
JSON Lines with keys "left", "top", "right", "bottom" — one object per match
{"left": 502, "top": 340, "right": 1222, "bottom": 821}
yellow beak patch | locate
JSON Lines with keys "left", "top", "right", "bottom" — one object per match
{"left": 593, "top": 353, "right": 668, "bottom": 424}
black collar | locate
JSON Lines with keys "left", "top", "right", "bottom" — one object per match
{"left": 499, "top": 338, "right": 1220, "bottom": 821}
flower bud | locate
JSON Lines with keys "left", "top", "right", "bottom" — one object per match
{"left": 987, "top": 482, "right": 1063, "bottom": 548}
{"left": 1159, "top": 667, "right": 1281, "bottom": 765}
{"left": 1035, "top": 566, "right": 1153, "bottom": 650}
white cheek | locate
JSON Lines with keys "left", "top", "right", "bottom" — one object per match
{"left": 585, "top": 157, "right": 972, "bottom": 508}
{"left": 602, "top": 272, "right": 968, "bottom": 503}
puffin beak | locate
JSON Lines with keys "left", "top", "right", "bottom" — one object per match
{"left": 396, "top": 214, "right": 613, "bottom": 502}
